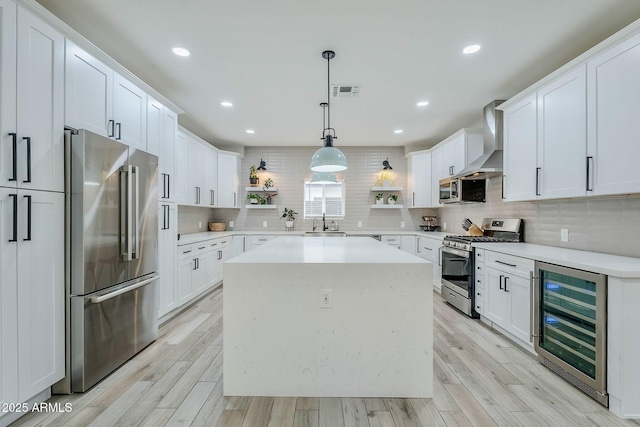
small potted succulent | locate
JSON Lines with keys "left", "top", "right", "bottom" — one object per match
{"left": 387, "top": 194, "right": 398, "bottom": 205}
{"left": 375, "top": 193, "right": 384, "bottom": 205}
{"left": 249, "top": 165, "right": 259, "bottom": 187}
{"left": 247, "top": 193, "right": 260, "bottom": 204}
{"left": 281, "top": 207, "right": 298, "bottom": 229}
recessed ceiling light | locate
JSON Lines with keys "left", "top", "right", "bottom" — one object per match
{"left": 172, "top": 47, "right": 190, "bottom": 57}
{"left": 245, "top": 129, "right": 255, "bottom": 134}
{"left": 394, "top": 129, "right": 403, "bottom": 134}
{"left": 416, "top": 101, "right": 429, "bottom": 107}
{"left": 220, "top": 101, "right": 233, "bottom": 107}
{"left": 463, "top": 44, "right": 481, "bottom": 55}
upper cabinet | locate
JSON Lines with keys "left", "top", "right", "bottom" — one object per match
{"left": 1, "top": 2, "right": 64, "bottom": 193}
{"left": 587, "top": 32, "right": 640, "bottom": 196}
{"left": 146, "top": 96, "right": 163, "bottom": 157}
{"left": 65, "top": 41, "right": 147, "bottom": 149}
{"left": 407, "top": 150, "right": 432, "bottom": 208}
{"left": 160, "top": 108, "right": 177, "bottom": 202}
{"left": 440, "top": 129, "right": 483, "bottom": 178}
{"left": 217, "top": 152, "right": 240, "bottom": 208}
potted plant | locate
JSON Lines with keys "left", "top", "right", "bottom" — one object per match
{"left": 265, "top": 193, "right": 276, "bottom": 205}
{"left": 247, "top": 193, "right": 260, "bottom": 204}
{"left": 375, "top": 193, "right": 384, "bottom": 205}
{"left": 262, "top": 177, "right": 274, "bottom": 190}
{"left": 249, "top": 165, "right": 259, "bottom": 187}
{"left": 387, "top": 194, "right": 398, "bottom": 205}
{"left": 281, "top": 207, "right": 298, "bottom": 229}
{"left": 376, "top": 170, "right": 394, "bottom": 187}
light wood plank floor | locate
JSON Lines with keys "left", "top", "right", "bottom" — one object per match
{"left": 11, "top": 286, "right": 640, "bottom": 427}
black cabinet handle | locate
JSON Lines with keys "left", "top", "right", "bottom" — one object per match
{"left": 412, "top": 192, "right": 415, "bottom": 206}
{"left": 504, "top": 276, "right": 509, "bottom": 292}
{"left": 108, "top": 120, "right": 115, "bottom": 137}
{"left": 535, "top": 167, "right": 541, "bottom": 196}
{"left": 23, "top": 195, "right": 32, "bottom": 241}
{"left": 499, "top": 275, "right": 504, "bottom": 290}
{"left": 210, "top": 190, "right": 214, "bottom": 206}
{"left": 167, "top": 174, "right": 171, "bottom": 198}
{"left": 233, "top": 192, "right": 237, "bottom": 207}
{"left": 9, "top": 194, "right": 18, "bottom": 242}
{"left": 23, "top": 137, "right": 31, "bottom": 183}
{"left": 160, "top": 173, "right": 167, "bottom": 199}
{"left": 501, "top": 175, "right": 505, "bottom": 199}
{"left": 115, "top": 122, "right": 122, "bottom": 140}
{"left": 8, "top": 133, "right": 17, "bottom": 182}
{"left": 161, "top": 205, "right": 169, "bottom": 230}
{"left": 586, "top": 156, "right": 594, "bottom": 191}
{"left": 218, "top": 250, "right": 222, "bottom": 260}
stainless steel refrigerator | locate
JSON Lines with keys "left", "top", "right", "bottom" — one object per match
{"left": 58, "top": 129, "right": 159, "bottom": 393}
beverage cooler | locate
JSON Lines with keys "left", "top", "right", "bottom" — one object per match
{"left": 533, "top": 261, "right": 608, "bottom": 406}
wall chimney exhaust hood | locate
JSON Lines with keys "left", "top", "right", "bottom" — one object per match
{"left": 454, "top": 100, "right": 505, "bottom": 178}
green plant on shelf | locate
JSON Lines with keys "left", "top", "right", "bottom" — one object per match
{"left": 375, "top": 193, "right": 384, "bottom": 201}
{"left": 262, "top": 177, "right": 274, "bottom": 190}
{"left": 247, "top": 193, "right": 265, "bottom": 204}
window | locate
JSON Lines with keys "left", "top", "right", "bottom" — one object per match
{"left": 303, "top": 180, "right": 345, "bottom": 218}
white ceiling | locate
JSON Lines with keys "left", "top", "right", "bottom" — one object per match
{"left": 36, "top": 0, "right": 640, "bottom": 150}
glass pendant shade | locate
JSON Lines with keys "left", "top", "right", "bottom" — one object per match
{"left": 311, "top": 171, "right": 337, "bottom": 184}
{"left": 309, "top": 146, "right": 347, "bottom": 172}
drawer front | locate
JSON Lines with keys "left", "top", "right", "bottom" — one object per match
{"left": 486, "top": 250, "right": 534, "bottom": 278}
{"left": 417, "top": 237, "right": 440, "bottom": 261}
{"left": 249, "top": 235, "right": 275, "bottom": 245}
{"left": 382, "top": 235, "right": 401, "bottom": 245}
{"left": 215, "top": 237, "right": 231, "bottom": 248}
{"left": 177, "top": 243, "right": 196, "bottom": 260}
{"left": 475, "top": 249, "right": 485, "bottom": 262}
{"left": 474, "top": 300, "right": 483, "bottom": 315}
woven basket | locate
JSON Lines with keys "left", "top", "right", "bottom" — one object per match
{"left": 208, "top": 222, "right": 226, "bottom": 232}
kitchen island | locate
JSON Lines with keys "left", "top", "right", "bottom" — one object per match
{"left": 223, "top": 236, "right": 433, "bottom": 398}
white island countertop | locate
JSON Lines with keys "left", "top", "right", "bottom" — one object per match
{"left": 227, "top": 236, "right": 429, "bottom": 264}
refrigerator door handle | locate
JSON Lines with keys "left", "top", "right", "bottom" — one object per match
{"left": 120, "top": 165, "right": 134, "bottom": 261}
{"left": 89, "top": 275, "right": 159, "bottom": 304}
{"left": 132, "top": 166, "right": 140, "bottom": 259}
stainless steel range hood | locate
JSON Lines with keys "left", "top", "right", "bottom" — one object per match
{"left": 454, "top": 100, "right": 505, "bottom": 178}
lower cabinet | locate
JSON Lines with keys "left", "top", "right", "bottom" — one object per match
{"left": 247, "top": 235, "right": 275, "bottom": 251}
{"left": 382, "top": 235, "right": 401, "bottom": 249}
{"left": 416, "top": 236, "right": 442, "bottom": 291}
{"left": 158, "top": 203, "right": 177, "bottom": 317}
{"left": 482, "top": 250, "right": 534, "bottom": 346}
{"left": 400, "top": 235, "right": 416, "bottom": 255}
{"left": 1, "top": 189, "right": 64, "bottom": 406}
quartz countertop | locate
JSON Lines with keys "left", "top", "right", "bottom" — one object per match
{"left": 473, "top": 242, "right": 640, "bottom": 278}
{"left": 226, "top": 236, "right": 429, "bottom": 264}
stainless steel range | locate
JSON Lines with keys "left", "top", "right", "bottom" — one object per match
{"left": 441, "top": 218, "right": 523, "bottom": 317}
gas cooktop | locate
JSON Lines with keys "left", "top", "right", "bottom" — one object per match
{"left": 442, "top": 218, "right": 524, "bottom": 251}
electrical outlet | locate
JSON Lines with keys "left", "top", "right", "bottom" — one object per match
{"left": 443, "top": 222, "right": 447, "bottom": 230}
{"left": 229, "top": 221, "right": 234, "bottom": 228}
{"left": 561, "top": 228, "right": 569, "bottom": 242}
{"left": 320, "top": 289, "right": 332, "bottom": 308}
{"left": 198, "top": 221, "right": 202, "bottom": 229}
{"left": 400, "top": 221, "right": 405, "bottom": 228}
{"left": 263, "top": 221, "right": 268, "bottom": 228}
{"left": 357, "top": 221, "right": 362, "bottom": 228}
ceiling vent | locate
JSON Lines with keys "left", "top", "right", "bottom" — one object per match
{"left": 331, "top": 85, "right": 359, "bottom": 98}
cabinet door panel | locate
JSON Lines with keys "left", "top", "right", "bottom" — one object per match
{"left": 158, "top": 204, "right": 177, "bottom": 317}
{"left": 430, "top": 147, "right": 443, "bottom": 206}
{"left": 204, "top": 148, "right": 218, "bottom": 206}
{"left": 16, "top": 191, "right": 64, "bottom": 400}
{"left": 0, "top": 0, "right": 17, "bottom": 188}
{"left": 217, "top": 152, "right": 238, "bottom": 208}
{"left": 146, "top": 97, "right": 163, "bottom": 156}
{"left": 16, "top": 9, "right": 64, "bottom": 192}
{"left": 588, "top": 33, "right": 640, "bottom": 195}
{"left": 186, "top": 138, "right": 206, "bottom": 205}
{"left": 0, "top": 188, "right": 19, "bottom": 405}
{"left": 114, "top": 73, "right": 146, "bottom": 149}
{"left": 409, "top": 151, "right": 431, "bottom": 207}
{"left": 538, "top": 66, "right": 586, "bottom": 199}
{"left": 161, "top": 109, "right": 177, "bottom": 202}
{"left": 503, "top": 94, "right": 537, "bottom": 201}
{"left": 484, "top": 267, "right": 508, "bottom": 327}
{"left": 506, "top": 274, "right": 532, "bottom": 345}
{"left": 64, "top": 41, "right": 113, "bottom": 136}
{"left": 177, "top": 257, "right": 193, "bottom": 306}
{"left": 174, "top": 131, "right": 188, "bottom": 205}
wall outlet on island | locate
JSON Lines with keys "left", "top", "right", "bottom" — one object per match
{"left": 320, "top": 289, "right": 332, "bottom": 308}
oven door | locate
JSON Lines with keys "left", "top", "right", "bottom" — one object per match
{"left": 441, "top": 246, "right": 472, "bottom": 297}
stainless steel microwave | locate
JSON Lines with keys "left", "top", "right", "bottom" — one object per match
{"left": 439, "top": 176, "right": 486, "bottom": 204}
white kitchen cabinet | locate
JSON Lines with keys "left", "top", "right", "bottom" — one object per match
{"left": 174, "top": 130, "right": 188, "bottom": 205}
{"left": 474, "top": 249, "right": 485, "bottom": 315}
{"left": 158, "top": 203, "right": 177, "bottom": 318}
{"left": 382, "top": 235, "right": 401, "bottom": 249}
{"left": 160, "top": 108, "right": 177, "bottom": 202}
{"left": 1, "top": 188, "right": 64, "bottom": 403}
{"left": 401, "top": 235, "right": 416, "bottom": 255}
{"left": 186, "top": 137, "right": 206, "bottom": 205}
{"left": 146, "top": 96, "right": 163, "bottom": 156}
{"left": 587, "top": 32, "right": 640, "bottom": 196}
{"left": 416, "top": 235, "right": 442, "bottom": 291}
{"left": 65, "top": 41, "right": 146, "bottom": 149}
{"left": 217, "top": 151, "right": 240, "bottom": 208}
{"left": 204, "top": 237, "right": 229, "bottom": 290}
{"left": 231, "top": 235, "right": 247, "bottom": 257}
{"left": 536, "top": 66, "right": 587, "bottom": 200}
{"left": 430, "top": 147, "right": 444, "bottom": 206}
{"left": 204, "top": 148, "right": 218, "bottom": 207}
{"left": 502, "top": 93, "right": 538, "bottom": 201}
{"left": 176, "top": 243, "right": 206, "bottom": 305}
{"left": 113, "top": 73, "right": 147, "bottom": 150}
{"left": 0, "top": 5, "right": 64, "bottom": 193}
{"left": 440, "top": 129, "right": 483, "bottom": 178}
{"left": 247, "top": 235, "right": 275, "bottom": 251}
{"left": 407, "top": 150, "right": 432, "bottom": 208}
{"left": 482, "top": 250, "right": 534, "bottom": 347}
{"left": 176, "top": 255, "right": 194, "bottom": 306}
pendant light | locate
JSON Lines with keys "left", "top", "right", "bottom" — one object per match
{"left": 310, "top": 50, "right": 348, "bottom": 172}
{"left": 311, "top": 103, "right": 338, "bottom": 183}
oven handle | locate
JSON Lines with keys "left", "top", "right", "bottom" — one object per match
{"left": 441, "top": 246, "right": 470, "bottom": 258}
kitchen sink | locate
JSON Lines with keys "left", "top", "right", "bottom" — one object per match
{"left": 303, "top": 231, "right": 347, "bottom": 237}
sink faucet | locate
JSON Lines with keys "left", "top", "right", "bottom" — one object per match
{"left": 322, "top": 213, "right": 328, "bottom": 231}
